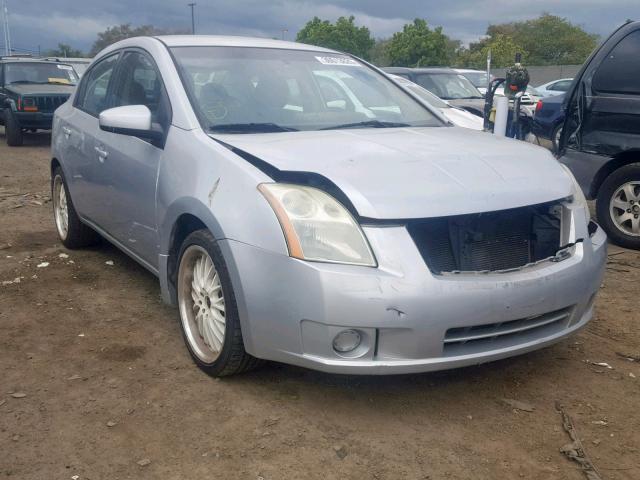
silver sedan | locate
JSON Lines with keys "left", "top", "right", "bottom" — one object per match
{"left": 51, "top": 35, "right": 607, "bottom": 376}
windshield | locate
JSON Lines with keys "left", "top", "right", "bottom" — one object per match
{"left": 171, "top": 46, "right": 441, "bottom": 133}
{"left": 413, "top": 73, "right": 483, "bottom": 100}
{"left": 5, "top": 62, "right": 78, "bottom": 86}
{"left": 460, "top": 71, "right": 489, "bottom": 88}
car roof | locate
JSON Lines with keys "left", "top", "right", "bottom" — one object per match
{"left": 154, "top": 35, "right": 337, "bottom": 53}
{"left": 383, "top": 67, "right": 458, "bottom": 74}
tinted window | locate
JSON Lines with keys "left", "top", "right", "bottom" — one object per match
{"left": 549, "top": 80, "right": 572, "bottom": 92}
{"left": 112, "top": 52, "right": 164, "bottom": 115}
{"left": 593, "top": 30, "right": 640, "bottom": 95}
{"left": 77, "top": 54, "right": 119, "bottom": 116}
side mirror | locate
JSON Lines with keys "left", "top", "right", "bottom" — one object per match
{"left": 99, "top": 105, "right": 162, "bottom": 141}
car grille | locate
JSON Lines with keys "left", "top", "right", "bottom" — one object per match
{"left": 443, "top": 306, "right": 573, "bottom": 356}
{"left": 33, "top": 95, "right": 69, "bottom": 113}
{"left": 407, "top": 201, "right": 562, "bottom": 274}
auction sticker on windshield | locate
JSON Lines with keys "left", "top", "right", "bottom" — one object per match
{"left": 315, "top": 56, "right": 361, "bottom": 67}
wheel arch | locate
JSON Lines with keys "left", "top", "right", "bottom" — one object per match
{"left": 159, "top": 198, "right": 226, "bottom": 306}
{"left": 590, "top": 150, "right": 640, "bottom": 199}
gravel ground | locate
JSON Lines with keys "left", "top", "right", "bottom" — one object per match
{"left": 1, "top": 129, "right": 639, "bottom": 480}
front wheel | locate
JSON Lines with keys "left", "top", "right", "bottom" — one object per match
{"left": 596, "top": 162, "right": 640, "bottom": 250}
{"left": 4, "top": 108, "right": 23, "bottom": 146}
{"left": 177, "top": 230, "right": 262, "bottom": 376}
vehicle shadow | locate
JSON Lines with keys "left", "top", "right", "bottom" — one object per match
{"left": 0, "top": 126, "right": 52, "bottom": 147}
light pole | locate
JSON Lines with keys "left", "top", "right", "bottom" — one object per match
{"left": 2, "top": 0, "right": 12, "bottom": 57}
{"left": 188, "top": 2, "right": 196, "bottom": 35}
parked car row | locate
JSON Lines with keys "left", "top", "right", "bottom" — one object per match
{"left": 48, "top": 35, "right": 607, "bottom": 378}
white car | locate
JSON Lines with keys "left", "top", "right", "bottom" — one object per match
{"left": 389, "top": 74, "right": 483, "bottom": 130}
{"left": 535, "top": 78, "right": 573, "bottom": 97}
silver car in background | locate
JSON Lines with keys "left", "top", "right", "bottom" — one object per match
{"left": 51, "top": 36, "right": 606, "bottom": 376}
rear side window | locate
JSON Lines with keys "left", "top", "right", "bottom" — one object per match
{"left": 593, "top": 30, "right": 640, "bottom": 95}
{"left": 77, "top": 54, "right": 119, "bottom": 116}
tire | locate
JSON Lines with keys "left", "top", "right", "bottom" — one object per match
{"left": 596, "top": 162, "right": 640, "bottom": 250}
{"left": 4, "top": 108, "right": 24, "bottom": 146}
{"left": 551, "top": 123, "right": 563, "bottom": 153}
{"left": 51, "top": 166, "right": 100, "bottom": 248}
{"left": 176, "top": 229, "right": 262, "bottom": 376}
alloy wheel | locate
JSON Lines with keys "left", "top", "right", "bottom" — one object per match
{"left": 609, "top": 181, "right": 640, "bottom": 236}
{"left": 53, "top": 175, "right": 69, "bottom": 240}
{"left": 178, "top": 245, "right": 226, "bottom": 363}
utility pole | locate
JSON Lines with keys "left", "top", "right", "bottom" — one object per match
{"left": 281, "top": 28, "right": 288, "bottom": 41}
{"left": 188, "top": 2, "right": 196, "bottom": 34}
{"left": 2, "top": 0, "right": 11, "bottom": 56}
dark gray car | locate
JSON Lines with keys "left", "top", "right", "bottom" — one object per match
{"left": 383, "top": 67, "right": 485, "bottom": 117}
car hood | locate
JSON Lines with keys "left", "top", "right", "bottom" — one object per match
{"left": 5, "top": 84, "right": 75, "bottom": 95}
{"left": 445, "top": 98, "right": 484, "bottom": 115}
{"left": 441, "top": 108, "right": 483, "bottom": 131}
{"left": 214, "top": 127, "right": 572, "bottom": 219}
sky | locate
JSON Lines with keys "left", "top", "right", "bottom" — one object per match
{"left": 3, "top": 0, "right": 638, "bottom": 55}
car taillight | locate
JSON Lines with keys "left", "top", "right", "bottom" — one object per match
{"left": 22, "top": 97, "right": 38, "bottom": 112}
{"left": 535, "top": 100, "right": 543, "bottom": 112}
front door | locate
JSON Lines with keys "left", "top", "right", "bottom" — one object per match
{"left": 93, "top": 50, "right": 171, "bottom": 268}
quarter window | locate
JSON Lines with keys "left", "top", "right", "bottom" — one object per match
{"left": 592, "top": 30, "right": 640, "bottom": 95}
{"left": 77, "top": 54, "right": 119, "bottom": 116}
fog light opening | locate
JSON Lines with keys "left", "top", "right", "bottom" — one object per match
{"left": 332, "top": 329, "right": 362, "bottom": 353}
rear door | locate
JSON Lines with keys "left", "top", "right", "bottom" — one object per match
{"left": 60, "top": 52, "right": 120, "bottom": 225}
{"left": 91, "top": 49, "right": 171, "bottom": 268}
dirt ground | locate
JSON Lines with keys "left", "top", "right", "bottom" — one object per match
{"left": 0, "top": 129, "right": 639, "bottom": 480}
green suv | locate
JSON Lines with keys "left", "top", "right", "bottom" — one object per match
{"left": 0, "top": 58, "right": 78, "bottom": 146}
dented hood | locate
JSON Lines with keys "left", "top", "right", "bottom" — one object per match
{"left": 213, "top": 127, "right": 573, "bottom": 219}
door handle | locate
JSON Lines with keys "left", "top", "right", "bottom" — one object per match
{"left": 94, "top": 145, "right": 109, "bottom": 162}
{"left": 62, "top": 126, "right": 71, "bottom": 138}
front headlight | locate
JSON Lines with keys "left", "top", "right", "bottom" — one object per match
{"left": 560, "top": 164, "right": 590, "bottom": 226}
{"left": 259, "top": 183, "right": 376, "bottom": 267}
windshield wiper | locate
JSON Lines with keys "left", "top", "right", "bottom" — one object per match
{"left": 321, "top": 120, "right": 411, "bottom": 130}
{"left": 209, "top": 123, "right": 298, "bottom": 133}
{"left": 8, "top": 80, "right": 40, "bottom": 84}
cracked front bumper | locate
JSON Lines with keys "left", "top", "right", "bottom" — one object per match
{"left": 221, "top": 219, "right": 607, "bottom": 375}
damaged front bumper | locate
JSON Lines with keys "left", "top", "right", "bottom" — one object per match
{"left": 220, "top": 208, "right": 607, "bottom": 375}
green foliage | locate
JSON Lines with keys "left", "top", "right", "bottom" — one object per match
{"left": 456, "top": 35, "right": 528, "bottom": 69}
{"left": 296, "top": 16, "right": 375, "bottom": 59}
{"left": 485, "top": 13, "right": 598, "bottom": 65}
{"left": 386, "top": 19, "right": 452, "bottom": 67}
{"left": 90, "top": 24, "right": 184, "bottom": 56}
{"left": 44, "top": 43, "right": 84, "bottom": 58}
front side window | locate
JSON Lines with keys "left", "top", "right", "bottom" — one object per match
{"left": 414, "top": 73, "right": 483, "bottom": 100}
{"left": 77, "top": 54, "right": 119, "bottom": 116}
{"left": 111, "top": 51, "right": 169, "bottom": 126}
{"left": 171, "top": 46, "right": 441, "bottom": 132}
{"left": 461, "top": 71, "right": 489, "bottom": 89}
{"left": 593, "top": 30, "right": 640, "bottom": 95}
{"left": 5, "top": 62, "right": 78, "bottom": 86}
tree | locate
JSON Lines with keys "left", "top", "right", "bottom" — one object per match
{"left": 296, "top": 16, "right": 375, "bottom": 59}
{"left": 369, "top": 39, "right": 391, "bottom": 67}
{"left": 386, "top": 19, "right": 452, "bottom": 67}
{"left": 90, "top": 24, "right": 177, "bottom": 56}
{"left": 44, "top": 43, "right": 84, "bottom": 58}
{"left": 457, "top": 35, "right": 528, "bottom": 69}
{"left": 485, "top": 14, "right": 598, "bottom": 65}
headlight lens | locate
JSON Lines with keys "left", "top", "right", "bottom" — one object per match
{"left": 259, "top": 183, "right": 376, "bottom": 266}
{"left": 560, "top": 164, "right": 590, "bottom": 226}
